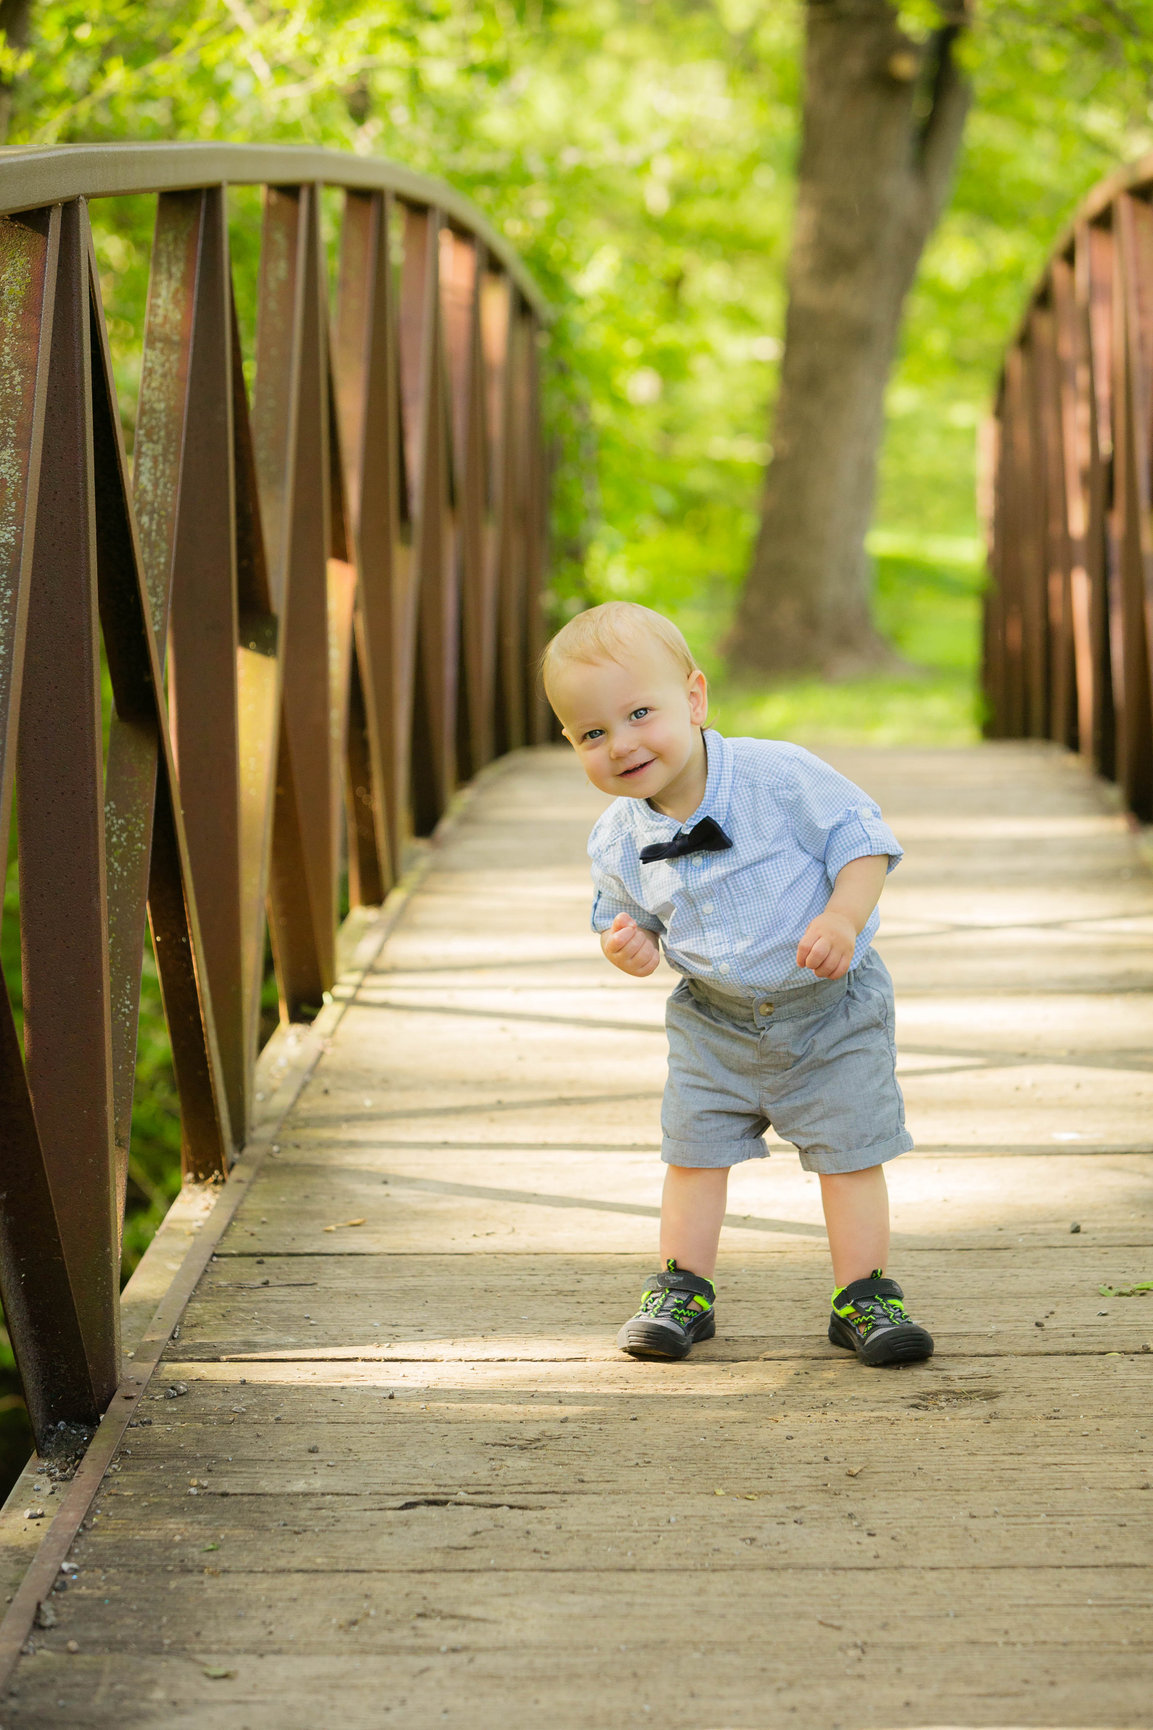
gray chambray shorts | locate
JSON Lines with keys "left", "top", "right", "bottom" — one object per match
{"left": 661, "top": 946, "right": 913, "bottom": 1174}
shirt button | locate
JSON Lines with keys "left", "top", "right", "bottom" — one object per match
{"left": 702, "top": 901, "right": 715, "bottom": 915}
{"left": 718, "top": 962, "right": 730, "bottom": 974}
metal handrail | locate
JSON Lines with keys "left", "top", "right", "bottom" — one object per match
{"left": 982, "top": 159, "right": 1153, "bottom": 820}
{"left": 0, "top": 144, "right": 550, "bottom": 1450}
{"left": 0, "top": 142, "right": 548, "bottom": 313}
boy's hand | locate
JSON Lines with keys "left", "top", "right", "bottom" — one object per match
{"left": 796, "top": 911, "right": 857, "bottom": 980}
{"left": 602, "top": 913, "right": 661, "bottom": 977}
{"left": 798, "top": 855, "right": 888, "bottom": 979}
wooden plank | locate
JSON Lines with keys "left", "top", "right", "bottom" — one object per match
{"left": 59, "top": 1460, "right": 1153, "bottom": 1576}
{"left": 158, "top": 1248, "right": 1153, "bottom": 1365}
{"left": 12, "top": 1576, "right": 1153, "bottom": 1727}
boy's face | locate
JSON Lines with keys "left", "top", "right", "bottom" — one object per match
{"left": 550, "top": 646, "right": 708, "bottom": 816}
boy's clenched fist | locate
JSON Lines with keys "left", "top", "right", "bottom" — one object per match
{"left": 601, "top": 912, "right": 661, "bottom": 977}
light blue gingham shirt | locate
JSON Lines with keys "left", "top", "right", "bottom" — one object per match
{"left": 588, "top": 730, "right": 902, "bottom": 991}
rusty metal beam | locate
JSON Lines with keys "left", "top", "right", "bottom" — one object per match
{"left": 258, "top": 185, "right": 337, "bottom": 1016}
{"left": 1032, "top": 301, "right": 1077, "bottom": 751}
{"left": 326, "top": 344, "right": 361, "bottom": 915}
{"left": 1111, "top": 195, "right": 1153, "bottom": 819}
{"left": 16, "top": 202, "right": 120, "bottom": 1411}
{"left": 333, "top": 192, "right": 387, "bottom": 904}
{"left": 402, "top": 205, "right": 458, "bottom": 836}
{"left": 978, "top": 407, "right": 1004, "bottom": 737}
{"left": 0, "top": 208, "right": 57, "bottom": 845}
{"left": 986, "top": 171, "right": 1153, "bottom": 826}
{"left": 0, "top": 143, "right": 551, "bottom": 1448}
{"left": 442, "top": 232, "right": 493, "bottom": 782}
{"left": 334, "top": 190, "right": 410, "bottom": 893}
{"left": 0, "top": 203, "right": 100, "bottom": 1447}
{"left": 481, "top": 273, "right": 513, "bottom": 761}
{"left": 231, "top": 288, "right": 280, "bottom": 1088}
{"left": 523, "top": 315, "right": 550, "bottom": 746}
{"left": 102, "top": 192, "right": 201, "bottom": 1214}
{"left": 16, "top": 199, "right": 120, "bottom": 1411}
{"left": 88, "top": 210, "right": 234, "bottom": 1186}
{"left": 1052, "top": 248, "right": 1093, "bottom": 765}
{"left": 496, "top": 299, "right": 530, "bottom": 755}
{"left": 163, "top": 187, "right": 247, "bottom": 1148}
{"left": 1079, "top": 221, "right": 1118, "bottom": 782}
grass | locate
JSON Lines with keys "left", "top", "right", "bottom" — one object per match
{"left": 685, "top": 539, "right": 986, "bottom": 748}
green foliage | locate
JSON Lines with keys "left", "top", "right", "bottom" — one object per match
{"left": 119, "top": 937, "right": 183, "bottom": 1273}
{"left": 7, "top": 0, "right": 1153, "bottom": 643}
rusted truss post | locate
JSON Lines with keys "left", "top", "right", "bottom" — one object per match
{"left": 0, "top": 144, "right": 550, "bottom": 1452}
{"left": 983, "top": 158, "right": 1153, "bottom": 821}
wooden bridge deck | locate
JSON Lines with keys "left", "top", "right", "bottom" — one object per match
{"left": 3, "top": 742, "right": 1152, "bottom": 1729}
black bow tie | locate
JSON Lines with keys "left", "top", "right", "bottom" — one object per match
{"left": 639, "top": 816, "right": 733, "bottom": 864}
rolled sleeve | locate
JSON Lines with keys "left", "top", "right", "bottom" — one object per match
{"left": 786, "top": 749, "right": 902, "bottom": 884}
{"left": 823, "top": 810, "right": 903, "bottom": 885}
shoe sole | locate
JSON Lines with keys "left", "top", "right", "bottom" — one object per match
{"left": 828, "top": 1313, "right": 934, "bottom": 1366}
{"left": 616, "top": 1314, "right": 717, "bottom": 1360}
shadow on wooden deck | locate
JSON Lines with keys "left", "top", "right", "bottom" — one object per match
{"left": 1, "top": 742, "right": 1151, "bottom": 1729}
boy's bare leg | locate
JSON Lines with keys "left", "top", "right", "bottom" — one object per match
{"left": 659, "top": 1164, "right": 729, "bottom": 1280}
{"left": 818, "top": 1164, "right": 890, "bottom": 1288}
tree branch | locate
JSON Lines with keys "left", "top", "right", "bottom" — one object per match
{"left": 917, "top": 2, "right": 973, "bottom": 225}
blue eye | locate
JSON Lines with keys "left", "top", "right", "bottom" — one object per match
{"left": 630, "top": 708, "right": 650, "bottom": 721}
{"left": 583, "top": 728, "right": 605, "bottom": 742}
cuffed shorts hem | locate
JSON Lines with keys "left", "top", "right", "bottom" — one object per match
{"left": 795, "top": 1128, "right": 913, "bottom": 1176}
{"left": 661, "top": 1135, "right": 769, "bottom": 1169}
{"left": 661, "top": 1127, "right": 913, "bottom": 1173}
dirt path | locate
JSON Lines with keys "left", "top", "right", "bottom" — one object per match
{"left": 7, "top": 742, "right": 1152, "bottom": 1729}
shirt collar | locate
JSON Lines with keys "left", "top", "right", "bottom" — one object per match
{"left": 630, "top": 728, "right": 732, "bottom": 836}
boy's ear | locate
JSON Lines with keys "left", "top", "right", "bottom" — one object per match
{"left": 687, "top": 668, "right": 708, "bottom": 723}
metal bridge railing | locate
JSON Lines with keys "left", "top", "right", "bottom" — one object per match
{"left": 982, "top": 153, "right": 1153, "bottom": 822}
{"left": 0, "top": 143, "right": 550, "bottom": 1452}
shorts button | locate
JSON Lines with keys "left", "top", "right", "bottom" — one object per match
{"left": 758, "top": 1000, "right": 773, "bottom": 1015}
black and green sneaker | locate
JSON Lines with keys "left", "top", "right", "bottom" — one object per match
{"left": 616, "top": 1260, "right": 717, "bottom": 1360}
{"left": 828, "top": 1270, "right": 934, "bottom": 1367}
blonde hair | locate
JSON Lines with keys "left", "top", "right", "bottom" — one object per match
{"left": 541, "top": 601, "right": 697, "bottom": 703}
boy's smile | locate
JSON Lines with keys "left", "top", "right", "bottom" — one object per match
{"left": 551, "top": 648, "right": 709, "bottom": 822}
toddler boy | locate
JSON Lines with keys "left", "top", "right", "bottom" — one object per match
{"left": 542, "top": 600, "right": 933, "bottom": 1367}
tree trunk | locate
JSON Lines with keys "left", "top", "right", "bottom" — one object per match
{"left": 728, "top": 0, "right": 971, "bottom": 679}
{"left": 0, "top": 0, "right": 34, "bottom": 143}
